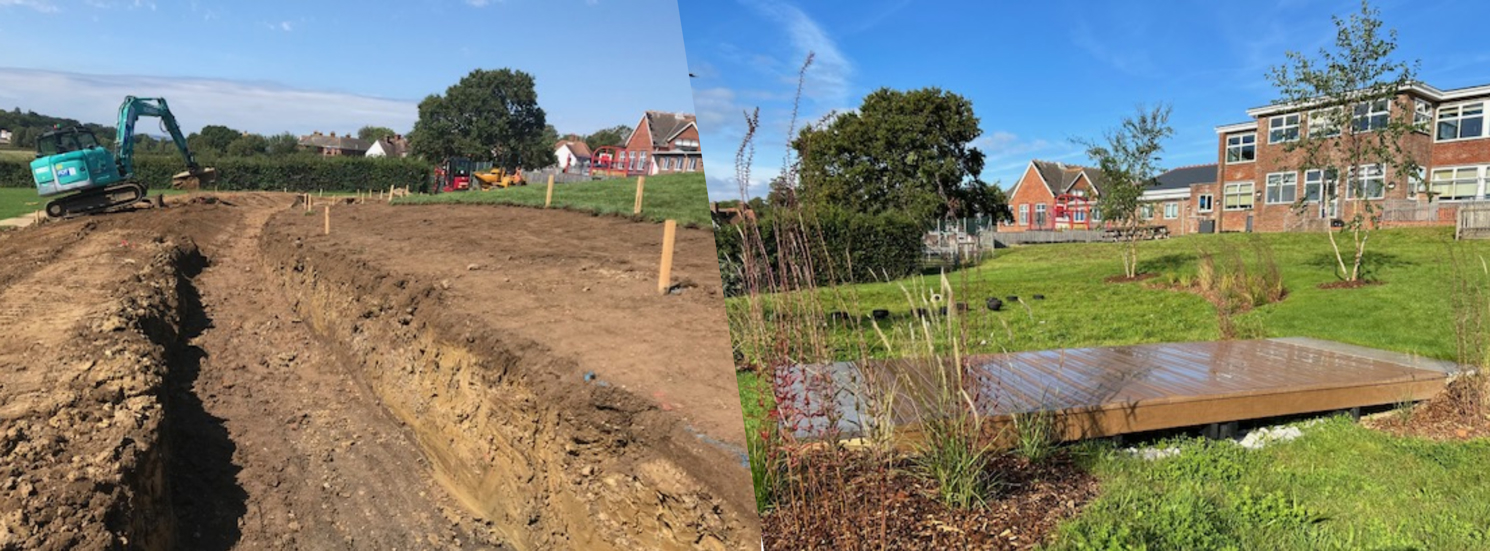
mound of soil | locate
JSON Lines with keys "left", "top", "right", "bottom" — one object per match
{"left": 1318, "top": 279, "right": 1382, "bottom": 290}
{"left": 1366, "top": 378, "right": 1490, "bottom": 441}
{"left": 764, "top": 451, "right": 1097, "bottom": 550}
{"left": 1103, "top": 273, "right": 1156, "bottom": 284}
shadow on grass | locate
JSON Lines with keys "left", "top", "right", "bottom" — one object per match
{"left": 1137, "top": 253, "right": 1195, "bottom": 275}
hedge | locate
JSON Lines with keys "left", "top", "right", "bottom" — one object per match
{"left": 716, "top": 205, "right": 923, "bottom": 297}
{"left": 0, "top": 155, "right": 432, "bottom": 192}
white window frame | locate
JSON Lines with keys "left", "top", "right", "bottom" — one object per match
{"left": 1352, "top": 99, "right": 1390, "bottom": 133}
{"left": 1429, "top": 165, "right": 1488, "bottom": 201}
{"left": 1265, "top": 171, "right": 1299, "bottom": 205}
{"left": 1224, "top": 182, "right": 1254, "bottom": 211}
{"left": 689, "top": 157, "right": 698, "bottom": 171}
{"left": 1164, "top": 202, "right": 1179, "bottom": 219}
{"left": 1139, "top": 204, "right": 1154, "bottom": 220}
{"left": 1436, "top": 100, "right": 1486, "bottom": 143}
{"left": 1225, "top": 133, "right": 1256, "bottom": 164}
{"left": 1074, "top": 209, "right": 1087, "bottom": 223}
{"left": 1197, "top": 193, "right": 1214, "bottom": 213}
{"left": 1303, "top": 168, "right": 1339, "bottom": 203}
{"left": 1017, "top": 204, "right": 1029, "bottom": 225}
{"left": 1269, "top": 114, "right": 1300, "bottom": 144}
{"left": 1345, "top": 164, "right": 1386, "bottom": 200}
{"left": 1309, "top": 107, "right": 1342, "bottom": 139}
{"left": 1414, "top": 99, "right": 1433, "bottom": 134}
{"left": 1034, "top": 203, "right": 1047, "bottom": 227}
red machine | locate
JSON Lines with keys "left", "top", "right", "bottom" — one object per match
{"left": 432, "top": 157, "right": 475, "bottom": 194}
{"left": 1053, "top": 193, "right": 1093, "bottom": 230}
{"left": 591, "top": 145, "right": 650, "bottom": 178}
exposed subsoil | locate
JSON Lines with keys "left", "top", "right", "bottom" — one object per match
{"left": 1366, "top": 378, "right": 1490, "bottom": 441}
{"left": 1317, "top": 279, "right": 1382, "bottom": 290}
{"left": 763, "top": 450, "right": 1097, "bottom": 551}
{"left": 1102, "top": 273, "right": 1156, "bottom": 284}
{"left": 0, "top": 193, "right": 757, "bottom": 550}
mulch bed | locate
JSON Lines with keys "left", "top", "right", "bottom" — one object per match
{"left": 1103, "top": 273, "right": 1157, "bottom": 284}
{"left": 1318, "top": 279, "right": 1382, "bottom": 290}
{"left": 1366, "top": 378, "right": 1490, "bottom": 441}
{"left": 763, "top": 450, "right": 1098, "bottom": 550}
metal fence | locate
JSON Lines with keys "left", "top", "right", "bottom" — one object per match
{"left": 991, "top": 229, "right": 1108, "bottom": 246}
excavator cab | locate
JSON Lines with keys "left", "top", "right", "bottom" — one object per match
{"left": 31, "top": 126, "right": 125, "bottom": 198}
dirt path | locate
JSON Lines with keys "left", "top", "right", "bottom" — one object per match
{"left": 167, "top": 195, "right": 500, "bottom": 549}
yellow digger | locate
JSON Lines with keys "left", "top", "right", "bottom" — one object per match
{"left": 472, "top": 167, "right": 525, "bottom": 190}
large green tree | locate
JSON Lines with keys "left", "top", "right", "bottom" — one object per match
{"left": 584, "top": 124, "right": 632, "bottom": 150}
{"left": 357, "top": 125, "right": 398, "bottom": 142}
{"left": 194, "top": 124, "right": 242, "bottom": 154}
{"left": 409, "top": 68, "right": 556, "bottom": 169}
{"left": 226, "top": 133, "right": 269, "bottom": 157}
{"left": 791, "top": 87, "right": 1007, "bottom": 222}
{"left": 1267, "top": 0, "right": 1418, "bottom": 282}
{"left": 1076, "top": 104, "right": 1175, "bottom": 278}
{"left": 266, "top": 132, "right": 300, "bottom": 156}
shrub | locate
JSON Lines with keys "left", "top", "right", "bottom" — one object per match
{"left": 714, "top": 204, "right": 923, "bottom": 297}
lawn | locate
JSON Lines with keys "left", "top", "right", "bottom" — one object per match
{"left": 1053, "top": 417, "right": 1490, "bottom": 550}
{"left": 738, "top": 227, "right": 1490, "bottom": 549}
{"left": 0, "top": 187, "right": 213, "bottom": 220}
{"left": 0, "top": 149, "right": 35, "bottom": 162}
{"left": 391, "top": 172, "right": 711, "bottom": 226}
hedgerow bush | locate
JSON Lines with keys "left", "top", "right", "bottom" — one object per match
{"left": 715, "top": 204, "right": 923, "bottom": 297}
{"left": 0, "top": 154, "right": 431, "bottom": 192}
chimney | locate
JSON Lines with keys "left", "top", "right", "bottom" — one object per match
{"left": 330, "top": 131, "right": 336, "bottom": 137}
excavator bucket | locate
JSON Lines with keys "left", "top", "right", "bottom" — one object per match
{"left": 171, "top": 166, "right": 218, "bottom": 190}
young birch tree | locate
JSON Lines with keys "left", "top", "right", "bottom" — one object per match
{"left": 1077, "top": 104, "right": 1174, "bottom": 279}
{"left": 1268, "top": 0, "right": 1420, "bottom": 282}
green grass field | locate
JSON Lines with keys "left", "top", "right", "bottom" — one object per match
{"left": 0, "top": 188, "right": 212, "bottom": 220}
{"left": 391, "top": 172, "right": 711, "bottom": 226}
{"left": 0, "top": 149, "right": 34, "bottom": 161}
{"left": 740, "top": 227, "right": 1490, "bottom": 549}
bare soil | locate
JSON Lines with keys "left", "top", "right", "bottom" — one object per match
{"left": 763, "top": 450, "right": 1097, "bottom": 551}
{"left": 0, "top": 193, "right": 757, "bottom": 550}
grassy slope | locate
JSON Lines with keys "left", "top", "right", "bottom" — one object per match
{"left": 739, "top": 227, "right": 1490, "bottom": 549}
{"left": 0, "top": 188, "right": 44, "bottom": 219}
{"left": 391, "top": 172, "right": 710, "bottom": 226}
{"left": 1053, "top": 418, "right": 1490, "bottom": 550}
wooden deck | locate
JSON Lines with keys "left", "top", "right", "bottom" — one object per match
{"left": 782, "top": 338, "right": 1464, "bottom": 446}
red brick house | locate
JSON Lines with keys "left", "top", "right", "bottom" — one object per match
{"left": 1000, "top": 160, "right": 1105, "bottom": 232}
{"left": 1205, "top": 80, "right": 1490, "bottom": 233}
{"left": 623, "top": 111, "right": 703, "bottom": 175}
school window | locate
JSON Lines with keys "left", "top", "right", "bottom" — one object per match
{"left": 1226, "top": 133, "right": 1256, "bottom": 163}
{"left": 1224, "top": 182, "right": 1254, "bottom": 211}
{"left": 1018, "top": 204, "right": 1029, "bottom": 225}
{"left": 1430, "top": 166, "right": 1485, "bottom": 201}
{"left": 1414, "top": 99, "right": 1434, "bottom": 133}
{"left": 1437, "top": 102, "right": 1485, "bottom": 142}
{"left": 1164, "top": 202, "right": 1179, "bottom": 219}
{"left": 1265, "top": 172, "right": 1298, "bottom": 204}
{"left": 1269, "top": 114, "right": 1300, "bottom": 144}
{"left": 1074, "top": 209, "right": 1087, "bottom": 223}
{"left": 1408, "top": 166, "right": 1425, "bottom": 198}
{"left": 1034, "top": 203, "right": 1047, "bottom": 224}
{"left": 1197, "top": 194, "right": 1214, "bottom": 212}
{"left": 1303, "top": 169, "right": 1337, "bottom": 202}
{"left": 1345, "top": 165, "right": 1386, "bottom": 200}
{"left": 689, "top": 157, "right": 698, "bottom": 171}
{"left": 1309, "top": 108, "right": 1341, "bottom": 138}
{"left": 1138, "top": 204, "right": 1154, "bottom": 219}
{"left": 1352, "top": 99, "right": 1390, "bottom": 132}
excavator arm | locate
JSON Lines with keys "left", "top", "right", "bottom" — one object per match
{"left": 115, "top": 96, "right": 216, "bottom": 189}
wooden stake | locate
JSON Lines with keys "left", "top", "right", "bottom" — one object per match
{"left": 658, "top": 219, "right": 676, "bottom": 295}
{"left": 633, "top": 176, "right": 646, "bottom": 215}
{"left": 545, "top": 174, "right": 555, "bottom": 208}
{"left": 323, "top": 205, "right": 330, "bottom": 235}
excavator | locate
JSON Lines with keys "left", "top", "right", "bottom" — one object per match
{"left": 29, "top": 96, "right": 217, "bottom": 218}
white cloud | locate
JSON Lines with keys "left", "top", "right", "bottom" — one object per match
{"left": 0, "top": 0, "right": 57, "bottom": 12}
{"left": 692, "top": 87, "right": 737, "bottom": 127}
{"left": 974, "top": 131, "right": 1052, "bottom": 161}
{"left": 0, "top": 67, "right": 418, "bottom": 136}
{"left": 743, "top": 0, "right": 852, "bottom": 104}
{"left": 278, "top": 20, "right": 292, "bottom": 31}
{"left": 465, "top": 0, "right": 491, "bottom": 6}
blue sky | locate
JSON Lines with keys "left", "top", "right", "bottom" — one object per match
{"left": 681, "top": 0, "right": 1490, "bottom": 201}
{"left": 0, "top": 0, "right": 694, "bottom": 138}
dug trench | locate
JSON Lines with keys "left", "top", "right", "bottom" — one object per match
{"left": 0, "top": 194, "right": 758, "bottom": 550}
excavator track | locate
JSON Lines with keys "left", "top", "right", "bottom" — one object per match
{"left": 45, "top": 182, "right": 149, "bottom": 218}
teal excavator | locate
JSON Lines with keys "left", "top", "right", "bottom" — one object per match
{"left": 29, "top": 96, "right": 217, "bottom": 218}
